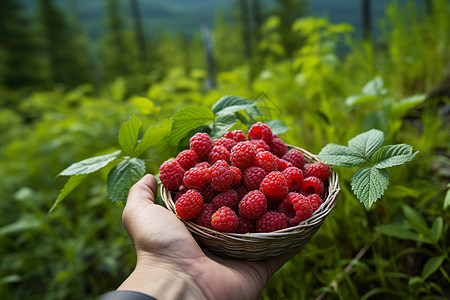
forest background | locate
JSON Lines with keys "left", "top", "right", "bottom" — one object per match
{"left": 0, "top": 0, "right": 449, "bottom": 299}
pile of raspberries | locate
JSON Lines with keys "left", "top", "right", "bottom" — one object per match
{"left": 159, "top": 122, "right": 330, "bottom": 233}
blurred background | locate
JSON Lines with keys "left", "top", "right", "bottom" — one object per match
{"left": 0, "top": 0, "right": 449, "bottom": 299}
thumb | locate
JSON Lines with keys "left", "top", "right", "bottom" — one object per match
{"left": 122, "top": 174, "right": 158, "bottom": 224}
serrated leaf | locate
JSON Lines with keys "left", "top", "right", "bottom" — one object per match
{"left": 422, "top": 256, "right": 445, "bottom": 280}
{"left": 372, "top": 144, "right": 418, "bottom": 168}
{"left": 375, "top": 224, "right": 430, "bottom": 243}
{"left": 211, "top": 95, "right": 257, "bottom": 116}
{"left": 118, "top": 116, "right": 142, "bottom": 155}
{"left": 348, "top": 129, "right": 385, "bottom": 159}
{"left": 351, "top": 166, "right": 389, "bottom": 209}
{"left": 212, "top": 114, "right": 237, "bottom": 139}
{"left": 169, "top": 107, "right": 214, "bottom": 146}
{"left": 265, "top": 120, "right": 289, "bottom": 135}
{"left": 133, "top": 119, "right": 172, "bottom": 157}
{"left": 59, "top": 150, "right": 121, "bottom": 176}
{"left": 50, "top": 174, "right": 88, "bottom": 212}
{"left": 317, "top": 144, "right": 366, "bottom": 167}
{"left": 362, "top": 76, "right": 387, "bottom": 95}
{"left": 345, "top": 94, "right": 378, "bottom": 106}
{"left": 107, "top": 158, "right": 146, "bottom": 204}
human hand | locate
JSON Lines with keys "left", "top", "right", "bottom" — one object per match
{"left": 118, "top": 174, "right": 302, "bottom": 300}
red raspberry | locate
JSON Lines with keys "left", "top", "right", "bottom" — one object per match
{"left": 282, "top": 149, "right": 305, "bottom": 170}
{"left": 214, "top": 137, "right": 237, "bottom": 151}
{"left": 248, "top": 122, "right": 273, "bottom": 144}
{"left": 237, "top": 217, "right": 255, "bottom": 234}
{"left": 255, "top": 151, "right": 278, "bottom": 172}
{"left": 260, "top": 171, "right": 289, "bottom": 201}
{"left": 190, "top": 132, "right": 213, "bottom": 159}
{"left": 175, "top": 149, "right": 199, "bottom": 171}
{"left": 208, "top": 145, "right": 230, "bottom": 164}
{"left": 199, "top": 182, "right": 217, "bottom": 202}
{"left": 244, "top": 167, "right": 266, "bottom": 191}
{"left": 256, "top": 211, "right": 287, "bottom": 233}
{"left": 308, "top": 194, "right": 323, "bottom": 212}
{"left": 224, "top": 130, "right": 246, "bottom": 142}
{"left": 174, "top": 187, "right": 189, "bottom": 202}
{"left": 285, "top": 192, "right": 313, "bottom": 226}
{"left": 230, "top": 142, "right": 256, "bottom": 170}
{"left": 194, "top": 203, "right": 215, "bottom": 229}
{"left": 282, "top": 167, "right": 304, "bottom": 192}
{"left": 234, "top": 184, "right": 249, "bottom": 200}
{"left": 276, "top": 158, "right": 294, "bottom": 171}
{"left": 250, "top": 139, "right": 270, "bottom": 152}
{"left": 159, "top": 159, "right": 185, "bottom": 191}
{"left": 277, "top": 197, "right": 297, "bottom": 223}
{"left": 304, "top": 162, "right": 330, "bottom": 181}
{"left": 195, "top": 162, "right": 210, "bottom": 169}
{"left": 211, "top": 206, "right": 239, "bottom": 232}
{"left": 207, "top": 160, "right": 232, "bottom": 192}
{"left": 270, "top": 137, "right": 288, "bottom": 158}
{"left": 230, "top": 166, "right": 242, "bottom": 185}
{"left": 175, "top": 190, "right": 203, "bottom": 220}
{"left": 183, "top": 166, "right": 208, "bottom": 190}
{"left": 238, "top": 190, "right": 267, "bottom": 220}
{"left": 212, "top": 189, "right": 239, "bottom": 211}
{"left": 302, "top": 176, "right": 325, "bottom": 197}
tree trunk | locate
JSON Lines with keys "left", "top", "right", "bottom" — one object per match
{"left": 129, "top": 0, "right": 148, "bottom": 66}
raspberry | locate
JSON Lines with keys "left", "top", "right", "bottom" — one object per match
{"left": 308, "top": 194, "right": 323, "bottom": 212}
{"left": 194, "top": 203, "right": 215, "bottom": 229}
{"left": 183, "top": 166, "right": 208, "bottom": 190}
{"left": 248, "top": 122, "right": 273, "bottom": 144}
{"left": 199, "top": 183, "right": 217, "bottom": 202}
{"left": 212, "top": 189, "right": 239, "bottom": 211}
{"left": 282, "top": 149, "right": 305, "bottom": 170}
{"left": 214, "top": 137, "right": 237, "bottom": 151}
{"left": 304, "top": 162, "right": 330, "bottom": 181}
{"left": 244, "top": 167, "right": 266, "bottom": 191}
{"left": 208, "top": 145, "right": 230, "bottom": 164}
{"left": 211, "top": 206, "right": 239, "bottom": 232}
{"left": 175, "top": 190, "right": 203, "bottom": 220}
{"left": 256, "top": 211, "right": 287, "bottom": 233}
{"left": 230, "top": 142, "right": 256, "bottom": 170}
{"left": 282, "top": 167, "right": 304, "bottom": 192}
{"left": 238, "top": 190, "right": 267, "bottom": 220}
{"left": 234, "top": 184, "right": 249, "bottom": 200}
{"left": 159, "top": 159, "right": 185, "bottom": 191}
{"left": 207, "top": 160, "right": 232, "bottom": 192}
{"left": 237, "top": 217, "right": 255, "bottom": 234}
{"left": 276, "top": 158, "right": 294, "bottom": 171}
{"left": 277, "top": 197, "right": 297, "bottom": 222}
{"left": 195, "top": 162, "right": 210, "bottom": 169}
{"left": 259, "top": 171, "right": 289, "bottom": 201}
{"left": 190, "top": 132, "right": 213, "bottom": 159}
{"left": 302, "top": 176, "right": 325, "bottom": 197}
{"left": 174, "top": 187, "right": 189, "bottom": 202}
{"left": 250, "top": 139, "right": 271, "bottom": 152}
{"left": 270, "top": 137, "right": 288, "bottom": 158}
{"left": 224, "top": 130, "right": 246, "bottom": 142}
{"left": 176, "top": 149, "right": 199, "bottom": 171}
{"left": 255, "top": 151, "right": 278, "bottom": 172}
{"left": 230, "top": 166, "right": 242, "bottom": 185}
{"left": 285, "top": 192, "right": 313, "bottom": 226}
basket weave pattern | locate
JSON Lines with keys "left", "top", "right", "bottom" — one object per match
{"left": 161, "top": 145, "right": 340, "bottom": 260}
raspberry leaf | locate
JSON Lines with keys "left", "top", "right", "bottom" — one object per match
{"left": 265, "top": 119, "right": 289, "bottom": 135}
{"left": 133, "top": 119, "right": 172, "bottom": 157}
{"left": 371, "top": 144, "right": 418, "bottom": 169}
{"left": 351, "top": 166, "right": 389, "bottom": 209}
{"left": 170, "top": 106, "right": 214, "bottom": 146}
{"left": 212, "top": 114, "right": 237, "bottom": 139}
{"left": 50, "top": 174, "right": 88, "bottom": 212}
{"left": 317, "top": 144, "right": 366, "bottom": 167}
{"left": 118, "top": 116, "right": 142, "bottom": 155}
{"left": 107, "top": 158, "right": 146, "bottom": 204}
{"left": 361, "top": 76, "right": 387, "bottom": 96}
{"left": 348, "top": 129, "right": 385, "bottom": 159}
{"left": 211, "top": 95, "right": 257, "bottom": 116}
{"left": 58, "top": 150, "right": 121, "bottom": 176}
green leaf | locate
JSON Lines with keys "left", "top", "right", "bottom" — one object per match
{"left": 372, "top": 144, "right": 418, "bottom": 169}
{"left": 211, "top": 95, "right": 257, "bottom": 116}
{"left": 133, "top": 119, "right": 172, "bottom": 157}
{"left": 345, "top": 94, "right": 378, "bottom": 106}
{"left": 348, "top": 129, "right": 385, "bottom": 159}
{"left": 402, "top": 205, "right": 432, "bottom": 239}
{"left": 375, "top": 224, "right": 430, "bottom": 243}
{"left": 431, "top": 217, "right": 443, "bottom": 243}
{"left": 265, "top": 119, "right": 290, "bottom": 135}
{"left": 246, "top": 105, "right": 262, "bottom": 121}
{"left": 362, "top": 76, "right": 387, "bottom": 96}
{"left": 59, "top": 150, "right": 121, "bottom": 176}
{"left": 317, "top": 144, "right": 366, "bottom": 167}
{"left": 235, "top": 111, "right": 250, "bottom": 125}
{"left": 390, "top": 94, "right": 426, "bottom": 118}
{"left": 107, "top": 158, "right": 146, "bottom": 204}
{"left": 212, "top": 114, "right": 237, "bottom": 139}
{"left": 351, "top": 166, "right": 389, "bottom": 209}
{"left": 422, "top": 256, "right": 445, "bottom": 280}
{"left": 50, "top": 174, "right": 88, "bottom": 212}
{"left": 444, "top": 185, "right": 450, "bottom": 210}
{"left": 170, "top": 106, "right": 214, "bottom": 146}
{"left": 0, "top": 216, "right": 42, "bottom": 237}
{"left": 118, "top": 116, "right": 142, "bottom": 155}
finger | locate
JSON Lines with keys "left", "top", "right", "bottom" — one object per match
{"left": 126, "top": 174, "right": 158, "bottom": 206}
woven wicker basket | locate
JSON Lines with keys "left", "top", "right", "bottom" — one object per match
{"left": 161, "top": 145, "right": 340, "bottom": 261}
